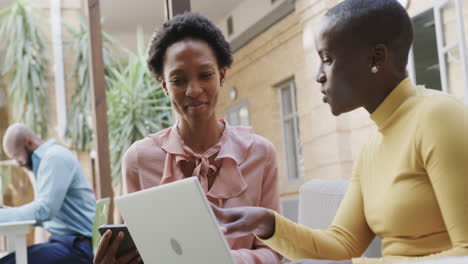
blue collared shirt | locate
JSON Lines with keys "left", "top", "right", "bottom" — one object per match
{"left": 0, "top": 139, "right": 96, "bottom": 237}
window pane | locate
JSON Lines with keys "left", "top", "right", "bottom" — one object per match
{"left": 228, "top": 111, "right": 239, "bottom": 126}
{"left": 283, "top": 119, "right": 299, "bottom": 180}
{"left": 413, "top": 9, "right": 442, "bottom": 91}
{"left": 226, "top": 100, "right": 249, "bottom": 127}
{"left": 281, "top": 86, "right": 292, "bottom": 115}
{"left": 239, "top": 106, "right": 249, "bottom": 126}
{"left": 227, "top": 16, "right": 234, "bottom": 36}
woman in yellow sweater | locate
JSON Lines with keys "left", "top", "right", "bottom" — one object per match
{"left": 212, "top": 0, "right": 468, "bottom": 263}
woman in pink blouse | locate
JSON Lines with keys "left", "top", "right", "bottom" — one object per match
{"left": 94, "top": 12, "right": 281, "bottom": 264}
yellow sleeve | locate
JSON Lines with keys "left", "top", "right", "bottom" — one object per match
{"left": 354, "top": 98, "right": 468, "bottom": 264}
{"left": 258, "top": 156, "right": 375, "bottom": 261}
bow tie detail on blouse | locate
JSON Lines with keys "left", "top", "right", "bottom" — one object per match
{"left": 179, "top": 144, "right": 221, "bottom": 192}
{"left": 153, "top": 120, "right": 251, "bottom": 200}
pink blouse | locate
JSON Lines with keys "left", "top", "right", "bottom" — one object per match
{"left": 122, "top": 120, "right": 281, "bottom": 264}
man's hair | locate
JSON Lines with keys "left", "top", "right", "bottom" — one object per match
{"left": 325, "top": 0, "right": 414, "bottom": 73}
{"left": 147, "top": 12, "right": 233, "bottom": 80}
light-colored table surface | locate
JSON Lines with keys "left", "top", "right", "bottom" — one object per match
{"left": 0, "top": 220, "right": 36, "bottom": 264}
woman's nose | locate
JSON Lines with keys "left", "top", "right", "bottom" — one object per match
{"left": 316, "top": 71, "right": 326, "bottom": 83}
{"left": 186, "top": 81, "right": 202, "bottom": 97}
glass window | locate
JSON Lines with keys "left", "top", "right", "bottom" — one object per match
{"left": 412, "top": 9, "right": 443, "bottom": 91}
{"left": 279, "top": 80, "right": 302, "bottom": 181}
{"left": 225, "top": 99, "right": 250, "bottom": 127}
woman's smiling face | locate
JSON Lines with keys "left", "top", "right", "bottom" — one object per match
{"left": 161, "top": 37, "right": 226, "bottom": 123}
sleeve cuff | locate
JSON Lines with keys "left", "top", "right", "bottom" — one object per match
{"left": 254, "top": 210, "right": 284, "bottom": 247}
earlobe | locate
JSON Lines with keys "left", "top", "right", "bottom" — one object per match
{"left": 369, "top": 44, "right": 387, "bottom": 74}
{"left": 219, "top": 67, "right": 227, "bottom": 87}
{"left": 161, "top": 80, "right": 169, "bottom": 96}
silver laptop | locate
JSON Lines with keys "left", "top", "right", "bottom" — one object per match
{"left": 115, "top": 177, "right": 235, "bottom": 264}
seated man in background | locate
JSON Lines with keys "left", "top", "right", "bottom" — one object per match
{"left": 0, "top": 123, "right": 96, "bottom": 264}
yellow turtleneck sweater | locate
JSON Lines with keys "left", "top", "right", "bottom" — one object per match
{"left": 260, "top": 79, "right": 468, "bottom": 263}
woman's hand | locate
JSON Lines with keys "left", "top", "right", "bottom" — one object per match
{"left": 93, "top": 230, "right": 142, "bottom": 264}
{"left": 211, "top": 204, "right": 276, "bottom": 239}
{"left": 291, "top": 259, "right": 352, "bottom": 264}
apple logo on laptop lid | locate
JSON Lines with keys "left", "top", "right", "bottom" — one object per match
{"left": 170, "top": 237, "right": 183, "bottom": 256}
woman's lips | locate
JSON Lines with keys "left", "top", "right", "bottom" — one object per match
{"left": 187, "top": 102, "right": 207, "bottom": 110}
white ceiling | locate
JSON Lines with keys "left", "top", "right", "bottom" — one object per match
{"left": 99, "top": 0, "right": 165, "bottom": 33}
{"left": 100, "top": 0, "right": 240, "bottom": 32}
{"left": 0, "top": 0, "right": 240, "bottom": 31}
{"left": 191, "top": 0, "right": 240, "bottom": 25}
{"left": 0, "top": 0, "right": 241, "bottom": 52}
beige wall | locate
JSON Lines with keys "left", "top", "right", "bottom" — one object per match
{"left": 105, "top": 30, "right": 154, "bottom": 57}
{"left": 217, "top": 3, "right": 303, "bottom": 197}
{"left": 215, "top": 0, "right": 286, "bottom": 42}
{"left": 216, "top": 0, "right": 468, "bottom": 198}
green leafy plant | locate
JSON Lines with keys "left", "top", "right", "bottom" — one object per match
{"left": 64, "top": 14, "right": 118, "bottom": 151}
{"left": 0, "top": 0, "right": 49, "bottom": 138}
{"left": 106, "top": 29, "right": 172, "bottom": 186}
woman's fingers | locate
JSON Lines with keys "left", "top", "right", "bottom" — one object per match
{"left": 210, "top": 203, "right": 227, "bottom": 221}
{"left": 219, "top": 226, "right": 227, "bottom": 234}
{"left": 223, "top": 207, "right": 275, "bottom": 239}
{"left": 103, "top": 231, "right": 124, "bottom": 263}
{"left": 94, "top": 230, "right": 113, "bottom": 263}
{"left": 222, "top": 220, "right": 249, "bottom": 237}
{"left": 128, "top": 254, "right": 143, "bottom": 264}
{"left": 211, "top": 204, "right": 244, "bottom": 223}
{"left": 117, "top": 248, "right": 140, "bottom": 264}
{"left": 212, "top": 205, "right": 270, "bottom": 238}
{"left": 211, "top": 204, "right": 249, "bottom": 236}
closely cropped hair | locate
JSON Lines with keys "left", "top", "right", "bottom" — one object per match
{"left": 147, "top": 12, "right": 233, "bottom": 80}
{"left": 326, "top": 0, "right": 414, "bottom": 73}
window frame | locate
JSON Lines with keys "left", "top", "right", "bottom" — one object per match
{"left": 408, "top": 1, "right": 468, "bottom": 103}
{"left": 433, "top": 0, "right": 468, "bottom": 101}
{"left": 278, "top": 79, "right": 303, "bottom": 183}
{"left": 225, "top": 98, "right": 250, "bottom": 127}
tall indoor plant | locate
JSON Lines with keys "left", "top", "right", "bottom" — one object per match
{"left": 0, "top": 0, "right": 49, "bottom": 138}
{"left": 106, "top": 29, "right": 172, "bottom": 186}
{"left": 65, "top": 14, "right": 118, "bottom": 151}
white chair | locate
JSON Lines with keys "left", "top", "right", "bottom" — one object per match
{"left": 298, "top": 179, "right": 382, "bottom": 258}
{"left": 0, "top": 220, "right": 36, "bottom": 264}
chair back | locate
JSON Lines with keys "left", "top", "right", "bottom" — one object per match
{"left": 92, "top": 197, "right": 110, "bottom": 256}
{"left": 299, "top": 179, "right": 382, "bottom": 258}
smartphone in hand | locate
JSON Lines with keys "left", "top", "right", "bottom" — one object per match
{"left": 98, "top": 224, "right": 137, "bottom": 258}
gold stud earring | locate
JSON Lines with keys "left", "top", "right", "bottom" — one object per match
{"left": 371, "top": 66, "right": 379, "bottom": 74}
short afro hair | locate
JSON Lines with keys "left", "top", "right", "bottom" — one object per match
{"left": 147, "top": 12, "right": 233, "bottom": 80}
{"left": 325, "top": 0, "right": 414, "bottom": 73}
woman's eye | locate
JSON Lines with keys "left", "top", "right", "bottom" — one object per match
{"left": 201, "top": 72, "right": 214, "bottom": 79}
{"left": 170, "top": 78, "right": 185, "bottom": 85}
{"left": 322, "top": 57, "right": 333, "bottom": 64}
